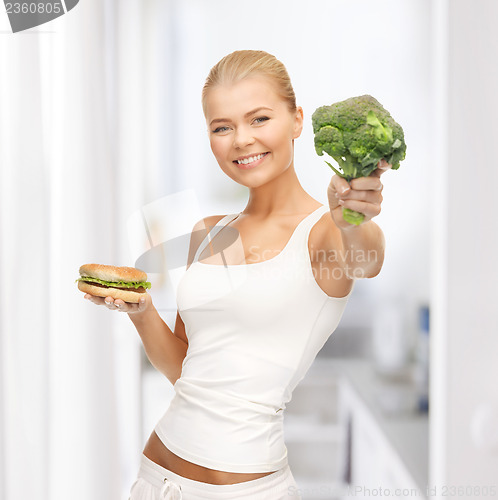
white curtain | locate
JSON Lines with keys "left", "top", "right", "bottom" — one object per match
{"left": 0, "top": 1, "right": 149, "bottom": 499}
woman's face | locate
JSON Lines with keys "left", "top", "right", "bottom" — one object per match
{"left": 204, "top": 76, "right": 303, "bottom": 187}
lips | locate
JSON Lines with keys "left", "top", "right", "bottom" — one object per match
{"left": 233, "top": 152, "right": 269, "bottom": 169}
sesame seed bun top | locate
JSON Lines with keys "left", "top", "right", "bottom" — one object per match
{"left": 79, "top": 263, "right": 148, "bottom": 283}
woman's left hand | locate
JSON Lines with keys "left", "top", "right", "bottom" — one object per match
{"left": 327, "top": 158, "right": 392, "bottom": 230}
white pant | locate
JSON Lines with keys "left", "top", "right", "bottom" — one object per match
{"left": 129, "top": 454, "right": 302, "bottom": 500}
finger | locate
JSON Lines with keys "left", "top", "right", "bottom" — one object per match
{"left": 378, "top": 158, "right": 392, "bottom": 170}
{"left": 350, "top": 177, "right": 383, "bottom": 191}
{"left": 104, "top": 296, "right": 119, "bottom": 310}
{"left": 327, "top": 184, "right": 340, "bottom": 211}
{"left": 105, "top": 297, "right": 134, "bottom": 313}
{"left": 117, "top": 295, "right": 150, "bottom": 315}
{"left": 338, "top": 198, "right": 381, "bottom": 219}
{"left": 114, "top": 298, "right": 132, "bottom": 312}
{"left": 339, "top": 189, "right": 383, "bottom": 205}
{"left": 371, "top": 159, "right": 392, "bottom": 178}
{"left": 331, "top": 175, "right": 351, "bottom": 195}
{"left": 137, "top": 294, "right": 151, "bottom": 312}
{"left": 84, "top": 294, "right": 106, "bottom": 306}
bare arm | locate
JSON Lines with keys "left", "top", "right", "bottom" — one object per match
{"left": 82, "top": 217, "right": 215, "bottom": 385}
{"left": 327, "top": 159, "right": 390, "bottom": 279}
{"left": 338, "top": 220, "right": 385, "bottom": 278}
{"left": 83, "top": 290, "right": 188, "bottom": 385}
{"left": 128, "top": 303, "right": 188, "bottom": 385}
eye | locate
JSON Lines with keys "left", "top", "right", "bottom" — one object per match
{"left": 253, "top": 116, "right": 269, "bottom": 124}
{"left": 212, "top": 126, "right": 230, "bottom": 133}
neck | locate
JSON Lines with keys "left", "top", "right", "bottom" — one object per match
{"left": 242, "top": 164, "right": 315, "bottom": 217}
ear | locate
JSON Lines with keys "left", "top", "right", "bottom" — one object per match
{"left": 293, "top": 106, "right": 304, "bottom": 139}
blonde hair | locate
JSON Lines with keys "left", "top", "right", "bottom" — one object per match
{"left": 201, "top": 50, "right": 297, "bottom": 116}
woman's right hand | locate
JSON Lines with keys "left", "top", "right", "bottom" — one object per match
{"left": 83, "top": 292, "right": 153, "bottom": 315}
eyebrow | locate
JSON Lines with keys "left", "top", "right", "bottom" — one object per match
{"left": 209, "top": 107, "right": 273, "bottom": 127}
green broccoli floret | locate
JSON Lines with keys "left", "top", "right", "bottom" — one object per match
{"left": 312, "top": 95, "right": 407, "bottom": 225}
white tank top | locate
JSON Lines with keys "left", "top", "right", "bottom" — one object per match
{"left": 154, "top": 205, "right": 353, "bottom": 473}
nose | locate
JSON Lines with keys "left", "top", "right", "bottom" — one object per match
{"left": 233, "top": 126, "right": 255, "bottom": 149}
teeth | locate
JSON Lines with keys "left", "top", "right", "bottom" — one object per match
{"left": 237, "top": 153, "right": 266, "bottom": 165}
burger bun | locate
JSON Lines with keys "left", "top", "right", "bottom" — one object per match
{"left": 79, "top": 263, "right": 147, "bottom": 283}
{"left": 78, "top": 280, "right": 146, "bottom": 303}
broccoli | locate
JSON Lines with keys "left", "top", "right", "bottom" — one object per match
{"left": 312, "top": 95, "right": 407, "bottom": 225}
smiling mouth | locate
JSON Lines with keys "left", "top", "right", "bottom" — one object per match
{"left": 233, "top": 152, "right": 269, "bottom": 165}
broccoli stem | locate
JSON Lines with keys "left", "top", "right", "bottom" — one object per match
{"left": 343, "top": 208, "right": 365, "bottom": 226}
{"left": 324, "top": 160, "right": 366, "bottom": 225}
{"left": 344, "top": 154, "right": 358, "bottom": 180}
{"left": 324, "top": 160, "right": 344, "bottom": 178}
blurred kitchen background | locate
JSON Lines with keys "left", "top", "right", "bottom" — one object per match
{"left": 1, "top": 1, "right": 497, "bottom": 499}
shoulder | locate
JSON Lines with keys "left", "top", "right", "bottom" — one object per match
{"left": 190, "top": 214, "right": 226, "bottom": 234}
{"left": 202, "top": 214, "right": 227, "bottom": 229}
{"left": 186, "top": 214, "right": 228, "bottom": 268}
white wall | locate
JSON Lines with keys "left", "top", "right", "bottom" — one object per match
{"left": 145, "top": 0, "right": 433, "bottom": 343}
{"left": 431, "top": 0, "right": 498, "bottom": 491}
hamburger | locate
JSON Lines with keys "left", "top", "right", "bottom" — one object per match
{"left": 76, "top": 263, "right": 151, "bottom": 303}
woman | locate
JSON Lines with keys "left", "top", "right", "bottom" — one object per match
{"left": 84, "top": 50, "right": 388, "bottom": 499}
